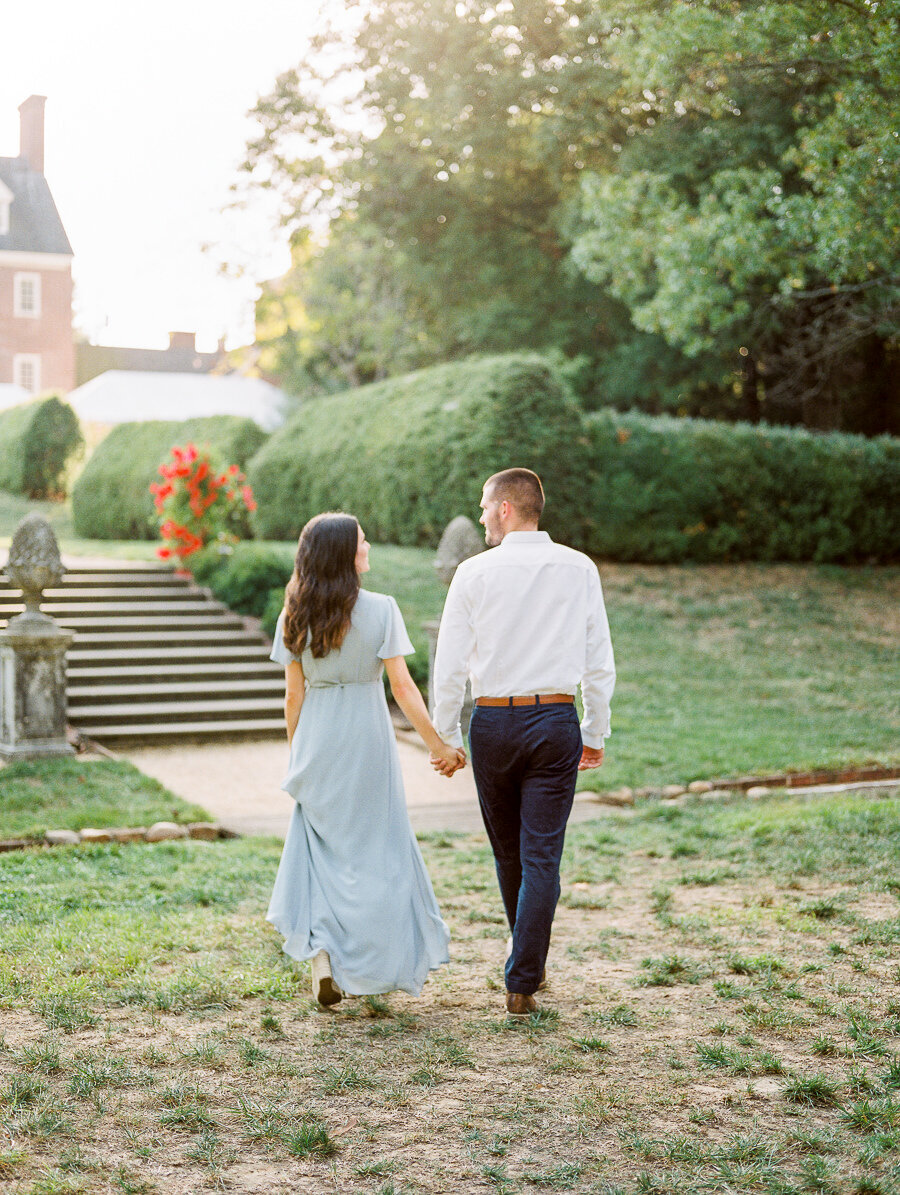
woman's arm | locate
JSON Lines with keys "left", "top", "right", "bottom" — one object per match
{"left": 383, "top": 655, "right": 465, "bottom": 771}
{"left": 283, "top": 659, "right": 305, "bottom": 743}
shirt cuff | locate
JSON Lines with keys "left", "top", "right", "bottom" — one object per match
{"left": 438, "top": 725, "right": 465, "bottom": 751}
{"left": 580, "top": 723, "right": 609, "bottom": 750}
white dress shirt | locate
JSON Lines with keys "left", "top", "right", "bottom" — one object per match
{"left": 432, "top": 531, "right": 616, "bottom": 750}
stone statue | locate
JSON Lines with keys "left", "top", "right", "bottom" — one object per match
{"left": 425, "top": 516, "right": 485, "bottom": 732}
{"left": 433, "top": 516, "right": 484, "bottom": 585}
{"left": 0, "top": 514, "right": 74, "bottom": 758}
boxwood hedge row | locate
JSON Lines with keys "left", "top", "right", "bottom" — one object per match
{"left": 247, "top": 354, "right": 898, "bottom": 563}
{"left": 583, "top": 411, "right": 899, "bottom": 563}
{"left": 248, "top": 354, "right": 589, "bottom": 546}
{"left": 0, "top": 396, "right": 83, "bottom": 498}
{"left": 71, "top": 416, "right": 269, "bottom": 540}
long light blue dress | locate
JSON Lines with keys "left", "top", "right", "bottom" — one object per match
{"left": 267, "top": 589, "right": 450, "bottom": 996}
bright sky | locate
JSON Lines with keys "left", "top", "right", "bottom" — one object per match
{"left": 1, "top": 0, "right": 340, "bottom": 351}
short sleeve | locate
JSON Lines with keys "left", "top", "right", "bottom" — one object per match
{"left": 378, "top": 595, "right": 415, "bottom": 659}
{"left": 269, "top": 610, "right": 294, "bottom": 666}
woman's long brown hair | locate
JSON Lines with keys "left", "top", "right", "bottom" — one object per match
{"left": 282, "top": 513, "right": 360, "bottom": 658}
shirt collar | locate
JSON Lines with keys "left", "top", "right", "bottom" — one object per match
{"left": 499, "top": 530, "right": 552, "bottom": 548}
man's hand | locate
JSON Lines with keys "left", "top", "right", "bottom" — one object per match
{"left": 430, "top": 748, "right": 467, "bottom": 777}
{"left": 578, "top": 745, "right": 605, "bottom": 771}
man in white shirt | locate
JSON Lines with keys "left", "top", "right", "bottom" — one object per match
{"left": 431, "top": 468, "right": 616, "bottom": 1018}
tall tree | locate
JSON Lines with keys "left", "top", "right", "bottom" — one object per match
{"left": 240, "top": 0, "right": 673, "bottom": 405}
{"left": 572, "top": 0, "right": 900, "bottom": 429}
{"left": 255, "top": 218, "right": 439, "bottom": 396}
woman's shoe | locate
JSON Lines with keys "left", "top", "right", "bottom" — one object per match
{"left": 311, "top": 950, "right": 342, "bottom": 1007}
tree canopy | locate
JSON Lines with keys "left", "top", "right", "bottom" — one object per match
{"left": 238, "top": 0, "right": 899, "bottom": 431}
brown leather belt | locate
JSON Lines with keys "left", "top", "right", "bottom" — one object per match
{"left": 475, "top": 694, "right": 575, "bottom": 707}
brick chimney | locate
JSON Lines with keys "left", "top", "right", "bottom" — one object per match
{"left": 18, "top": 95, "right": 46, "bottom": 175}
{"left": 168, "top": 331, "right": 197, "bottom": 351}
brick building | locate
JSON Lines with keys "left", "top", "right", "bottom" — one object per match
{"left": 0, "top": 95, "right": 75, "bottom": 395}
{"left": 76, "top": 331, "right": 227, "bottom": 387}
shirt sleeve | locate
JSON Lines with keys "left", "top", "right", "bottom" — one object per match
{"left": 269, "top": 610, "right": 294, "bottom": 666}
{"left": 580, "top": 567, "right": 616, "bottom": 749}
{"left": 378, "top": 595, "right": 415, "bottom": 659}
{"left": 432, "top": 568, "right": 475, "bottom": 750}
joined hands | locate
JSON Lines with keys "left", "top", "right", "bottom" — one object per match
{"left": 430, "top": 745, "right": 467, "bottom": 777}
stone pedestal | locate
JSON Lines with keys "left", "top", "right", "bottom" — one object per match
{"left": 0, "top": 511, "right": 75, "bottom": 760}
{"left": 0, "top": 619, "right": 74, "bottom": 758}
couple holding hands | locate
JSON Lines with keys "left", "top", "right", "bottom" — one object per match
{"left": 267, "top": 468, "right": 616, "bottom": 1019}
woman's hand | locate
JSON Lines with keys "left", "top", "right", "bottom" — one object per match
{"left": 430, "top": 741, "right": 466, "bottom": 777}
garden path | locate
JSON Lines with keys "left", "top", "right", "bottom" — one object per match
{"left": 122, "top": 733, "right": 607, "bottom": 837}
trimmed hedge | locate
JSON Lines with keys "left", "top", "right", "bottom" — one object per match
{"left": 248, "top": 353, "right": 898, "bottom": 563}
{"left": 0, "top": 397, "right": 83, "bottom": 498}
{"left": 247, "top": 354, "right": 589, "bottom": 546}
{"left": 71, "top": 417, "right": 269, "bottom": 541}
{"left": 584, "top": 411, "right": 900, "bottom": 563}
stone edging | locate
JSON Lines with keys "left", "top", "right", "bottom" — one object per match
{"left": 0, "top": 821, "right": 238, "bottom": 854}
{"left": 593, "top": 764, "right": 900, "bottom": 807}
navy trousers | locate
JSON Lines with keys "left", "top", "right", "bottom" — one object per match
{"left": 468, "top": 702, "right": 583, "bottom": 995}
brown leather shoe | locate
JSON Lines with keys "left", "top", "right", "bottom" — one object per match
{"left": 506, "top": 992, "right": 538, "bottom": 1020}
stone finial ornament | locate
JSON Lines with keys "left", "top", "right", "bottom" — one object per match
{"left": 433, "top": 516, "right": 485, "bottom": 586}
{"left": 6, "top": 512, "right": 64, "bottom": 620}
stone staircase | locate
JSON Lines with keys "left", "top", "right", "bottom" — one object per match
{"left": 0, "top": 563, "right": 286, "bottom": 745}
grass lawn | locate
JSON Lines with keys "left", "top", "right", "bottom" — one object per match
{"left": 0, "top": 494, "right": 158, "bottom": 560}
{"left": 1, "top": 499, "right": 896, "bottom": 789}
{"left": 0, "top": 788, "right": 898, "bottom": 1192}
{"left": 0, "top": 759, "right": 211, "bottom": 840}
{"left": 370, "top": 553, "right": 898, "bottom": 791}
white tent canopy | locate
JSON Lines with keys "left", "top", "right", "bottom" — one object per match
{"left": 67, "top": 371, "right": 286, "bottom": 431}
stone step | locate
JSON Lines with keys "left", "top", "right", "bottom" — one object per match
{"left": 72, "top": 696, "right": 285, "bottom": 725}
{"left": 68, "top": 678, "right": 284, "bottom": 703}
{"left": 0, "top": 588, "right": 208, "bottom": 605}
{"left": 69, "top": 661, "right": 283, "bottom": 684}
{"left": 73, "top": 717, "right": 286, "bottom": 743}
{"left": 31, "top": 615, "right": 247, "bottom": 634}
{"left": 2, "top": 569, "right": 179, "bottom": 586}
{"left": 1, "top": 560, "right": 286, "bottom": 745}
{"left": 68, "top": 629, "right": 267, "bottom": 648}
{"left": 68, "top": 644, "right": 274, "bottom": 666}
{"left": 0, "top": 602, "right": 236, "bottom": 620}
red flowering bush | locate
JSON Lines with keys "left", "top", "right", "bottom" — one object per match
{"left": 150, "top": 443, "right": 257, "bottom": 566}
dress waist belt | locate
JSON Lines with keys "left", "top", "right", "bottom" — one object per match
{"left": 307, "top": 680, "right": 381, "bottom": 689}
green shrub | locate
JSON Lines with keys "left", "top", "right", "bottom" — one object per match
{"left": 248, "top": 354, "right": 589, "bottom": 547}
{"left": 261, "top": 586, "right": 286, "bottom": 641}
{"left": 192, "top": 542, "right": 294, "bottom": 618}
{"left": 0, "top": 397, "right": 83, "bottom": 498}
{"left": 583, "top": 412, "right": 900, "bottom": 563}
{"left": 71, "top": 417, "right": 269, "bottom": 541}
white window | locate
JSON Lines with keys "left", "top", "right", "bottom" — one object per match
{"left": 14, "top": 273, "right": 41, "bottom": 317}
{"left": 13, "top": 354, "right": 41, "bottom": 394}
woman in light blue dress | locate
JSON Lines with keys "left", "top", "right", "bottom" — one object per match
{"left": 267, "top": 512, "right": 463, "bottom": 1005}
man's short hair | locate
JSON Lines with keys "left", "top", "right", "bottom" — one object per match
{"left": 485, "top": 468, "right": 545, "bottom": 523}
